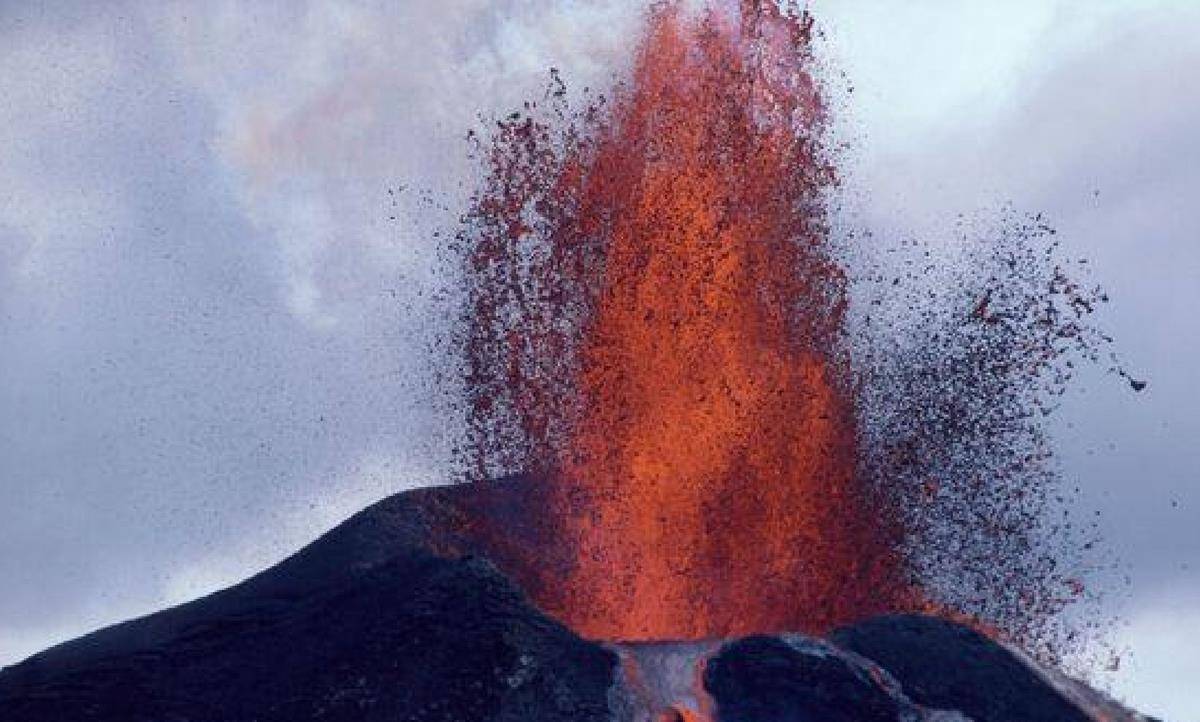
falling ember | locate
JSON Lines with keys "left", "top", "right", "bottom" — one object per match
{"left": 452, "top": 0, "right": 1121, "bottom": 653}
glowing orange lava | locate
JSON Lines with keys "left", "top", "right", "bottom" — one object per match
{"left": 461, "top": 1, "right": 913, "bottom": 641}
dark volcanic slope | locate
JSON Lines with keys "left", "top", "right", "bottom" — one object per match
{"left": 0, "top": 477, "right": 1151, "bottom": 722}
{"left": 831, "top": 615, "right": 1093, "bottom": 722}
{"left": 703, "top": 636, "right": 907, "bottom": 722}
{"left": 0, "top": 477, "right": 615, "bottom": 722}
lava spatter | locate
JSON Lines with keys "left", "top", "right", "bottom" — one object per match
{"left": 451, "top": 0, "right": 1123, "bottom": 657}
{"left": 456, "top": 0, "right": 909, "bottom": 641}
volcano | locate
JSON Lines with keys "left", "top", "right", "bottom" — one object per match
{"left": 451, "top": 0, "right": 1121, "bottom": 655}
{"left": 457, "top": 0, "right": 908, "bottom": 642}
{"left": 0, "top": 1, "right": 1150, "bottom": 719}
{"left": 0, "top": 477, "right": 1156, "bottom": 721}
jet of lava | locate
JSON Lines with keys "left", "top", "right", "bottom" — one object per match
{"left": 453, "top": 0, "right": 1118, "bottom": 656}
{"left": 458, "top": 0, "right": 911, "bottom": 642}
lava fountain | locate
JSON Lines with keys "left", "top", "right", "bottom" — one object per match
{"left": 547, "top": 4, "right": 911, "bottom": 640}
{"left": 458, "top": 0, "right": 913, "bottom": 642}
{"left": 453, "top": 0, "right": 1115, "bottom": 654}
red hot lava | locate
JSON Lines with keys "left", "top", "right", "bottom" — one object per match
{"left": 454, "top": 0, "right": 1115, "bottom": 652}
{"left": 459, "top": 0, "right": 912, "bottom": 642}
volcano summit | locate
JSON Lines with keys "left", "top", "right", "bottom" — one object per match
{"left": 0, "top": 476, "right": 1155, "bottom": 722}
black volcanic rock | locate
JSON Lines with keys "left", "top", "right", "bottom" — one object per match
{"left": 830, "top": 614, "right": 1092, "bottom": 722}
{"left": 703, "top": 635, "right": 909, "bottom": 722}
{"left": 0, "top": 478, "right": 614, "bottom": 722}
{"left": 0, "top": 478, "right": 1151, "bottom": 721}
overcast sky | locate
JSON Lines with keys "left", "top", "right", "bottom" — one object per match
{"left": 1, "top": 2, "right": 1196, "bottom": 719}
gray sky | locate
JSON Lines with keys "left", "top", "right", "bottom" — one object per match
{"left": 1, "top": 2, "right": 1196, "bottom": 719}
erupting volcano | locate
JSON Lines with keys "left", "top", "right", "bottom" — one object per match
{"left": 460, "top": 1, "right": 905, "bottom": 641}
{"left": 0, "top": 2, "right": 1162, "bottom": 720}
{"left": 456, "top": 0, "right": 1119, "bottom": 652}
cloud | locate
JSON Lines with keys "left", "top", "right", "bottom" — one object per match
{"left": 0, "top": 9, "right": 131, "bottom": 306}
{"left": 0, "top": 8, "right": 1195, "bottom": 722}
{"left": 158, "top": 451, "right": 442, "bottom": 605}
{"left": 0, "top": 0, "right": 646, "bottom": 667}
{"left": 820, "top": 3, "right": 1200, "bottom": 716}
{"left": 148, "top": 0, "right": 644, "bottom": 327}
{"left": 1108, "top": 588, "right": 1200, "bottom": 721}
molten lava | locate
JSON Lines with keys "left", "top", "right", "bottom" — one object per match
{"left": 554, "top": 10, "right": 908, "bottom": 639}
{"left": 459, "top": 0, "right": 911, "bottom": 642}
